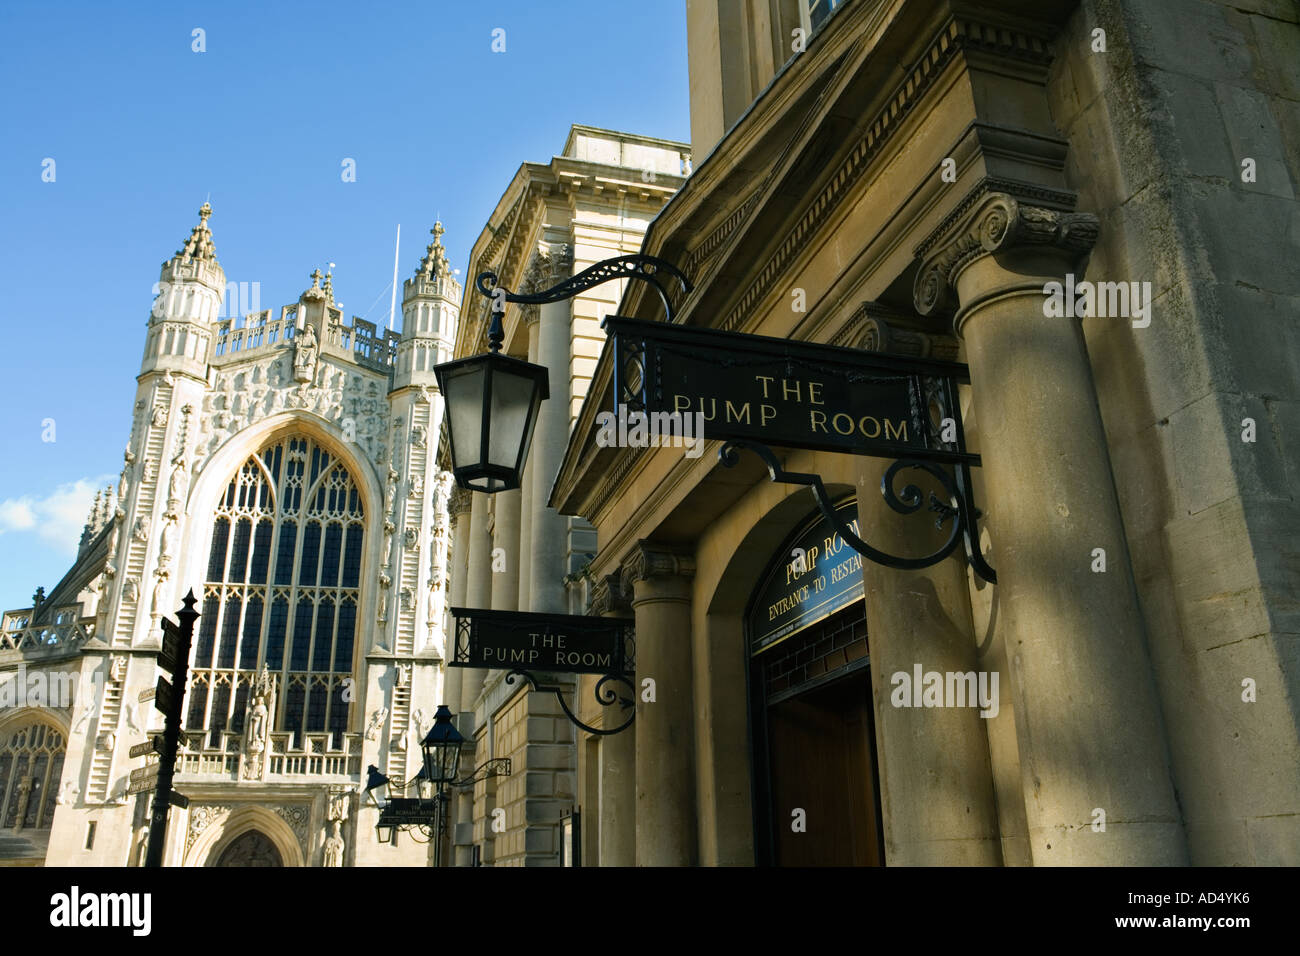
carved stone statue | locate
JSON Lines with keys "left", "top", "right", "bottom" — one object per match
{"left": 294, "top": 322, "right": 319, "bottom": 384}
{"left": 364, "top": 708, "right": 387, "bottom": 741}
{"left": 248, "top": 693, "right": 268, "bottom": 752}
{"left": 119, "top": 447, "right": 135, "bottom": 502}
{"left": 132, "top": 514, "right": 150, "bottom": 543}
{"left": 411, "top": 424, "right": 427, "bottom": 447}
{"left": 104, "top": 514, "right": 121, "bottom": 578}
{"left": 122, "top": 576, "right": 139, "bottom": 604}
{"left": 168, "top": 456, "right": 189, "bottom": 508}
{"left": 151, "top": 571, "right": 169, "bottom": 617}
{"left": 152, "top": 405, "right": 168, "bottom": 428}
{"left": 385, "top": 468, "right": 399, "bottom": 514}
{"left": 56, "top": 781, "right": 79, "bottom": 807}
{"left": 409, "top": 475, "right": 424, "bottom": 499}
{"left": 158, "top": 517, "right": 176, "bottom": 566}
{"left": 323, "top": 820, "right": 344, "bottom": 867}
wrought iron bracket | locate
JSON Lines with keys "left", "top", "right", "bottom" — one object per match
{"left": 719, "top": 439, "right": 996, "bottom": 584}
{"left": 477, "top": 254, "right": 692, "bottom": 323}
{"left": 504, "top": 669, "right": 636, "bottom": 737}
{"left": 452, "top": 758, "right": 512, "bottom": 790}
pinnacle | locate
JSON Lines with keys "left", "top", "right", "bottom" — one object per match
{"left": 417, "top": 220, "right": 451, "bottom": 278}
{"left": 175, "top": 202, "right": 219, "bottom": 264}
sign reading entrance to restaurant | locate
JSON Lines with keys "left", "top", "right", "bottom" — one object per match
{"left": 449, "top": 607, "right": 634, "bottom": 676}
{"left": 750, "top": 498, "right": 862, "bottom": 655}
{"left": 604, "top": 315, "right": 978, "bottom": 466}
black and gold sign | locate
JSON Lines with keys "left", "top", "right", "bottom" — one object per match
{"left": 749, "top": 498, "right": 863, "bottom": 655}
{"left": 604, "top": 315, "right": 976, "bottom": 465}
{"left": 449, "top": 607, "right": 634, "bottom": 675}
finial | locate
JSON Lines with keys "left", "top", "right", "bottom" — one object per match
{"left": 417, "top": 221, "right": 451, "bottom": 278}
{"left": 175, "top": 201, "right": 219, "bottom": 264}
{"left": 199, "top": 201, "right": 212, "bottom": 223}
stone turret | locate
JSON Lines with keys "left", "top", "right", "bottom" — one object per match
{"left": 141, "top": 203, "right": 226, "bottom": 381}
{"left": 394, "top": 221, "right": 461, "bottom": 391}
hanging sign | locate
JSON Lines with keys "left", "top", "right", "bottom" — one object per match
{"left": 604, "top": 315, "right": 977, "bottom": 465}
{"left": 448, "top": 608, "right": 634, "bottom": 676}
{"left": 749, "top": 498, "right": 863, "bottom": 655}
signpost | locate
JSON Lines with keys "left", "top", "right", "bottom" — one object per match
{"left": 604, "top": 315, "right": 979, "bottom": 466}
{"left": 142, "top": 591, "right": 200, "bottom": 868}
{"left": 448, "top": 607, "right": 633, "bottom": 676}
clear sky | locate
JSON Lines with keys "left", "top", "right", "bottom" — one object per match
{"left": 0, "top": 0, "right": 690, "bottom": 614}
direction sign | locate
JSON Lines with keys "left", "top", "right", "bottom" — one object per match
{"left": 159, "top": 618, "right": 184, "bottom": 674}
{"left": 138, "top": 687, "right": 156, "bottom": 703}
{"left": 153, "top": 676, "right": 175, "bottom": 715}
{"left": 169, "top": 791, "right": 190, "bottom": 810}
{"left": 128, "top": 736, "right": 165, "bottom": 760}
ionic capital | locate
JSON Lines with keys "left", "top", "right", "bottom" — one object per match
{"left": 913, "top": 190, "right": 1099, "bottom": 319}
{"left": 587, "top": 572, "right": 633, "bottom": 617}
{"left": 621, "top": 541, "right": 695, "bottom": 592}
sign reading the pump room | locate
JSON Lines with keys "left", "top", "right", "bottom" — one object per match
{"left": 603, "top": 315, "right": 979, "bottom": 466}
{"left": 449, "top": 607, "right": 634, "bottom": 676}
{"left": 750, "top": 498, "right": 863, "bottom": 655}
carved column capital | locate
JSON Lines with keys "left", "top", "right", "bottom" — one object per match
{"left": 621, "top": 541, "right": 695, "bottom": 593}
{"left": 913, "top": 189, "right": 1099, "bottom": 319}
{"left": 835, "top": 301, "right": 960, "bottom": 361}
{"left": 587, "top": 572, "right": 633, "bottom": 617}
{"left": 447, "top": 487, "right": 471, "bottom": 519}
{"left": 549, "top": 243, "right": 574, "bottom": 283}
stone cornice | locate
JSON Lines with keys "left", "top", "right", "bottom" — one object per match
{"left": 620, "top": 542, "right": 696, "bottom": 591}
{"left": 912, "top": 188, "right": 1100, "bottom": 317}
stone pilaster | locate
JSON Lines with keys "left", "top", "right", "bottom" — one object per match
{"left": 585, "top": 573, "right": 636, "bottom": 867}
{"left": 622, "top": 543, "right": 697, "bottom": 866}
{"left": 913, "top": 188, "right": 1187, "bottom": 865}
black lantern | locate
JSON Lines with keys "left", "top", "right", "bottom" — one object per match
{"left": 434, "top": 304, "right": 548, "bottom": 493}
{"left": 363, "top": 765, "right": 390, "bottom": 808}
{"left": 420, "top": 704, "right": 465, "bottom": 787}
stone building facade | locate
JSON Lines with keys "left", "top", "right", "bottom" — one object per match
{"left": 442, "top": 125, "right": 690, "bottom": 866}
{"left": 548, "top": 0, "right": 1300, "bottom": 865}
{"left": 1, "top": 206, "right": 461, "bottom": 866}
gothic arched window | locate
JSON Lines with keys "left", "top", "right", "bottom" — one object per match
{"left": 188, "top": 436, "right": 364, "bottom": 747}
{"left": 0, "top": 720, "right": 65, "bottom": 832}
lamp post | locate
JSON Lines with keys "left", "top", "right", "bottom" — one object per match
{"left": 367, "top": 704, "right": 511, "bottom": 866}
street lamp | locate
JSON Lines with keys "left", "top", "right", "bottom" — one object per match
{"left": 434, "top": 255, "right": 691, "bottom": 494}
{"left": 420, "top": 704, "right": 464, "bottom": 787}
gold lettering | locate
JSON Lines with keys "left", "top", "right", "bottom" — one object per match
{"left": 832, "top": 413, "right": 854, "bottom": 435}
{"left": 699, "top": 397, "right": 717, "bottom": 421}
{"left": 754, "top": 375, "right": 774, "bottom": 399}
{"left": 673, "top": 394, "right": 690, "bottom": 414}
{"left": 810, "top": 409, "right": 827, "bottom": 433}
{"left": 807, "top": 381, "right": 825, "bottom": 404}
{"left": 885, "top": 418, "right": 908, "bottom": 442}
{"left": 760, "top": 404, "right": 776, "bottom": 426}
{"left": 781, "top": 379, "right": 802, "bottom": 403}
{"left": 725, "top": 400, "right": 751, "bottom": 424}
{"left": 859, "top": 415, "right": 881, "bottom": 439}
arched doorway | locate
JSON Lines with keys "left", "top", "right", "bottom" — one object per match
{"left": 212, "top": 830, "right": 283, "bottom": 866}
{"left": 746, "top": 497, "right": 885, "bottom": 866}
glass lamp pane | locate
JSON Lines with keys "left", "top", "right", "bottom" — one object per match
{"left": 442, "top": 363, "right": 488, "bottom": 471}
{"left": 487, "top": 366, "right": 539, "bottom": 470}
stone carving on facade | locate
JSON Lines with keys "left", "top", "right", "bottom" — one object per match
{"left": 151, "top": 405, "right": 168, "bottom": 428}
{"left": 403, "top": 528, "right": 419, "bottom": 551}
{"left": 396, "top": 662, "right": 411, "bottom": 689}
{"left": 110, "top": 655, "right": 127, "bottom": 682}
{"left": 158, "top": 516, "right": 176, "bottom": 567}
{"left": 186, "top": 804, "right": 233, "bottom": 853}
{"left": 56, "top": 781, "right": 79, "bottom": 807}
{"left": 151, "top": 570, "right": 169, "bottom": 618}
{"left": 588, "top": 573, "right": 633, "bottom": 617}
{"left": 409, "top": 475, "right": 424, "bottom": 499}
{"left": 142, "top": 458, "right": 156, "bottom": 484}
{"left": 364, "top": 708, "right": 387, "bottom": 741}
{"left": 377, "top": 571, "right": 391, "bottom": 622}
{"left": 119, "top": 447, "right": 135, "bottom": 503}
{"left": 167, "top": 456, "right": 190, "bottom": 511}
{"left": 411, "top": 424, "right": 427, "bottom": 447}
{"left": 96, "top": 731, "right": 116, "bottom": 752}
{"left": 294, "top": 321, "right": 319, "bottom": 384}
{"left": 242, "top": 667, "right": 275, "bottom": 780}
{"left": 103, "top": 513, "right": 121, "bottom": 578}
{"left": 275, "top": 804, "right": 310, "bottom": 856}
{"left": 13, "top": 778, "right": 31, "bottom": 830}
{"left": 132, "top": 514, "right": 150, "bottom": 543}
{"left": 385, "top": 467, "right": 399, "bottom": 515}
{"left": 323, "top": 820, "right": 344, "bottom": 867}
{"left": 122, "top": 576, "right": 139, "bottom": 605}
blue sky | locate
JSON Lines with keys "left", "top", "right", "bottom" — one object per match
{"left": 0, "top": 0, "right": 690, "bottom": 613}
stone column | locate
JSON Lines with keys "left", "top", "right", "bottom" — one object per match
{"left": 623, "top": 542, "right": 697, "bottom": 866}
{"left": 443, "top": 488, "right": 472, "bottom": 715}
{"left": 462, "top": 492, "right": 493, "bottom": 709}
{"left": 516, "top": 303, "right": 541, "bottom": 613}
{"left": 588, "top": 573, "right": 636, "bottom": 866}
{"left": 490, "top": 488, "right": 522, "bottom": 611}
{"left": 528, "top": 246, "right": 573, "bottom": 614}
{"left": 913, "top": 190, "right": 1187, "bottom": 865}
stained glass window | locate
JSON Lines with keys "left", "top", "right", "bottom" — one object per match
{"left": 188, "top": 436, "right": 363, "bottom": 747}
{"left": 0, "top": 721, "right": 65, "bottom": 832}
